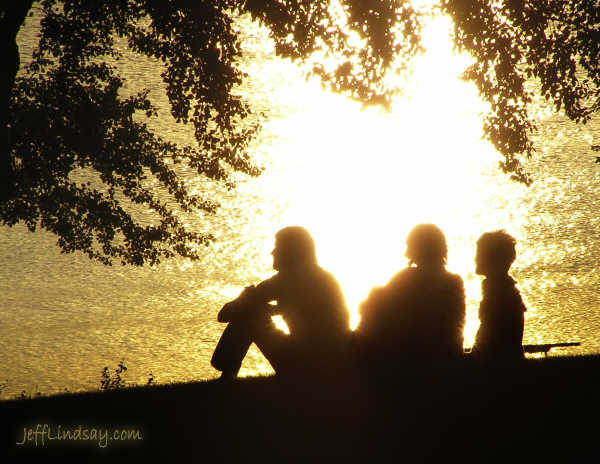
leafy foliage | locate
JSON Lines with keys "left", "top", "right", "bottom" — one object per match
{"left": 242, "top": 0, "right": 423, "bottom": 107}
{"left": 441, "top": 0, "right": 600, "bottom": 183}
{"left": 2, "top": 0, "right": 423, "bottom": 265}
{"left": 4, "top": 0, "right": 263, "bottom": 265}
{"left": 2, "top": 1, "right": 600, "bottom": 264}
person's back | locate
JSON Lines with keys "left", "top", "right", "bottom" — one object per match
{"left": 355, "top": 224, "right": 465, "bottom": 368}
{"left": 358, "top": 267, "right": 464, "bottom": 364}
{"left": 471, "top": 230, "right": 526, "bottom": 362}
{"left": 398, "top": 267, "right": 464, "bottom": 360}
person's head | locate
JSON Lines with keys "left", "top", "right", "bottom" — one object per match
{"left": 405, "top": 223, "right": 448, "bottom": 268}
{"left": 271, "top": 226, "right": 317, "bottom": 271}
{"left": 475, "top": 230, "right": 517, "bottom": 277}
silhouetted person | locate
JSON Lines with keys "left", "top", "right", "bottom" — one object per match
{"left": 355, "top": 224, "right": 465, "bottom": 368}
{"left": 211, "top": 226, "right": 351, "bottom": 379}
{"left": 471, "top": 230, "right": 526, "bottom": 362}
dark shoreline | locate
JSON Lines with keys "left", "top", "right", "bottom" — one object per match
{"left": 2, "top": 355, "right": 600, "bottom": 463}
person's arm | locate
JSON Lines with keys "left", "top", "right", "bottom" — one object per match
{"left": 253, "top": 275, "right": 282, "bottom": 315}
{"left": 356, "top": 286, "right": 387, "bottom": 335}
{"left": 217, "top": 275, "right": 281, "bottom": 323}
{"left": 217, "top": 285, "right": 257, "bottom": 323}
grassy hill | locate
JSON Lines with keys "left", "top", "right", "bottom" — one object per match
{"left": 2, "top": 355, "right": 600, "bottom": 463}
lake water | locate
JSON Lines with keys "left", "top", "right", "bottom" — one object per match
{"left": 2, "top": 9, "right": 599, "bottom": 398}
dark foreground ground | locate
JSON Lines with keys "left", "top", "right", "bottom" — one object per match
{"left": 2, "top": 355, "right": 600, "bottom": 463}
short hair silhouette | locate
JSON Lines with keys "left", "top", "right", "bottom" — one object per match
{"left": 472, "top": 229, "right": 525, "bottom": 362}
{"left": 274, "top": 226, "right": 317, "bottom": 266}
{"left": 405, "top": 223, "right": 448, "bottom": 266}
{"left": 476, "top": 230, "right": 516, "bottom": 273}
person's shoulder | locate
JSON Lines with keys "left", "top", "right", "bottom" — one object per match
{"left": 483, "top": 275, "right": 525, "bottom": 303}
{"left": 282, "top": 264, "right": 343, "bottom": 293}
{"left": 388, "top": 267, "right": 417, "bottom": 284}
{"left": 312, "top": 264, "right": 342, "bottom": 284}
{"left": 254, "top": 272, "right": 281, "bottom": 294}
{"left": 444, "top": 270, "right": 464, "bottom": 288}
{"left": 483, "top": 275, "right": 516, "bottom": 292}
{"left": 373, "top": 267, "right": 416, "bottom": 295}
{"left": 315, "top": 264, "right": 335, "bottom": 277}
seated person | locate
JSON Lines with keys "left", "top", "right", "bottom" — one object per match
{"left": 355, "top": 224, "right": 465, "bottom": 367}
{"left": 471, "top": 230, "right": 527, "bottom": 362}
{"left": 211, "top": 226, "right": 351, "bottom": 379}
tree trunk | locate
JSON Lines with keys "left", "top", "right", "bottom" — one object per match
{"left": 1, "top": 1, "right": 34, "bottom": 202}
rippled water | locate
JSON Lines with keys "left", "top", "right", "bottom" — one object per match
{"left": 1, "top": 10, "right": 599, "bottom": 398}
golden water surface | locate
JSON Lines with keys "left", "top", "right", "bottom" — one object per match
{"left": 1, "top": 7, "right": 599, "bottom": 397}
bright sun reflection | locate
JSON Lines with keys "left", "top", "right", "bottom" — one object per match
{"left": 231, "top": 11, "right": 532, "bottom": 361}
{"left": 249, "top": 15, "right": 508, "bottom": 345}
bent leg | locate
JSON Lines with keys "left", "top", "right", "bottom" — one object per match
{"left": 253, "top": 321, "right": 294, "bottom": 375}
{"left": 210, "top": 320, "right": 253, "bottom": 376}
{"left": 211, "top": 303, "right": 277, "bottom": 377}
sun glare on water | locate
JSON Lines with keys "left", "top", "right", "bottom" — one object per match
{"left": 231, "top": 12, "right": 530, "bottom": 366}
{"left": 252, "top": 15, "right": 523, "bottom": 342}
